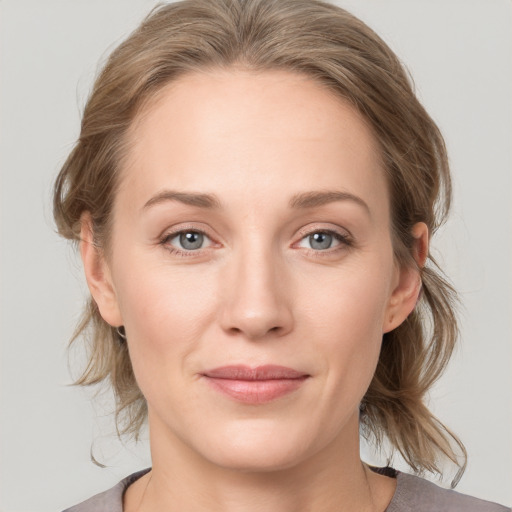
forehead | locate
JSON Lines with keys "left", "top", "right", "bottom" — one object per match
{"left": 120, "top": 69, "right": 388, "bottom": 215}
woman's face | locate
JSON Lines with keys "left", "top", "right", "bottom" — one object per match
{"left": 84, "top": 69, "right": 421, "bottom": 472}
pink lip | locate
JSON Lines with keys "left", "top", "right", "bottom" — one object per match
{"left": 201, "top": 365, "right": 309, "bottom": 404}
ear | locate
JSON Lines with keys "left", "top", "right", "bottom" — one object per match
{"left": 383, "top": 222, "right": 429, "bottom": 333}
{"left": 80, "top": 213, "right": 123, "bottom": 327}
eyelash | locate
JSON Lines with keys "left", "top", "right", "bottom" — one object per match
{"left": 159, "top": 228, "right": 215, "bottom": 258}
{"left": 159, "top": 227, "right": 353, "bottom": 258}
{"left": 296, "top": 229, "right": 353, "bottom": 254}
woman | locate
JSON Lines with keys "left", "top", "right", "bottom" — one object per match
{"left": 53, "top": 0, "right": 509, "bottom": 510}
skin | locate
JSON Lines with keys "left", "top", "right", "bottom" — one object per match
{"left": 81, "top": 69, "right": 428, "bottom": 512}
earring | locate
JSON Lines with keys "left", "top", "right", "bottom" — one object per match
{"left": 116, "top": 326, "right": 127, "bottom": 341}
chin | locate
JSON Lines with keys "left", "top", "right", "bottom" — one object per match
{"left": 208, "top": 446, "right": 306, "bottom": 474}
{"left": 193, "top": 420, "right": 320, "bottom": 473}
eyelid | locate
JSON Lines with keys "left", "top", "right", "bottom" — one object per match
{"left": 157, "top": 222, "right": 353, "bottom": 256}
{"left": 292, "top": 224, "right": 354, "bottom": 252}
{"left": 158, "top": 223, "right": 220, "bottom": 255}
{"left": 166, "top": 230, "right": 213, "bottom": 248}
{"left": 294, "top": 223, "right": 353, "bottom": 242}
{"left": 158, "top": 222, "right": 215, "bottom": 241}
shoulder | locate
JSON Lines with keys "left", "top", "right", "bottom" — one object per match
{"left": 62, "top": 469, "right": 151, "bottom": 512}
{"left": 387, "top": 471, "right": 510, "bottom": 512}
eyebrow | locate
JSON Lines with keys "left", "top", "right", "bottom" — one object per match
{"left": 289, "top": 191, "right": 370, "bottom": 214}
{"left": 143, "top": 190, "right": 222, "bottom": 210}
{"left": 142, "top": 189, "right": 369, "bottom": 214}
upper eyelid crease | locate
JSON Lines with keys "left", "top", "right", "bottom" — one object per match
{"left": 296, "top": 230, "right": 352, "bottom": 247}
{"left": 297, "top": 224, "right": 350, "bottom": 236}
{"left": 160, "top": 228, "right": 351, "bottom": 254}
{"left": 160, "top": 230, "right": 214, "bottom": 255}
{"left": 161, "top": 228, "right": 213, "bottom": 243}
{"left": 160, "top": 224, "right": 351, "bottom": 241}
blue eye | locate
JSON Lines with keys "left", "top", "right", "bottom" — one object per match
{"left": 309, "top": 232, "right": 334, "bottom": 250}
{"left": 166, "top": 231, "right": 211, "bottom": 251}
{"left": 298, "top": 231, "right": 347, "bottom": 251}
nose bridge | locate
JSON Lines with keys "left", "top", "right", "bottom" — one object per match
{"left": 220, "top": 233, "right": 293, "bottom": 339}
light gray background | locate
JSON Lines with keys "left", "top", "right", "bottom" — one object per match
{"left": 1, "top": 1, "right": 510, "bottom": 510}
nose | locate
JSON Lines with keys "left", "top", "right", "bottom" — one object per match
{"left": 219, "top": 245, "right": 294, "bottom": 340}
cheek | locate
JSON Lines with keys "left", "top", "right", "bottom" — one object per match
{"left": 299, "top": 257, "right": 394, "bottom": 397}
{"left": 111, "top": 257, "right": 219, "bottom": 384}
{"left": 302, "top": 256, "right": 393, "bottom": 341}
{"left": 116, "top": 255, "right": 214, "bottom": 326}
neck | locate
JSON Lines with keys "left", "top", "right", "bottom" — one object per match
{"left": 127, "top": 413, "right": 395, "bottom": 512}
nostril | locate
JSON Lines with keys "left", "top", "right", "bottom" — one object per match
{"left": 226, "top": 323, "right": 286, "bottom": 339}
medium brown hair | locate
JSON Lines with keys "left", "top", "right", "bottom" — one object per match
{"left": 53, "top": 0, "right": 466, "bottom": 483}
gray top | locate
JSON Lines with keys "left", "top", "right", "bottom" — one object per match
{"left": 64, "top": 468, "right": 510, "bottom": 512}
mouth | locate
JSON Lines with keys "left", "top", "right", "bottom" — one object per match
{"left": 201, "top": 365, "right": 310, "bottom": 404}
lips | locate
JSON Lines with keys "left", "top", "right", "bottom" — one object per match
{"left": 201, "top": 365, "right": 309, "bottom": 404}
